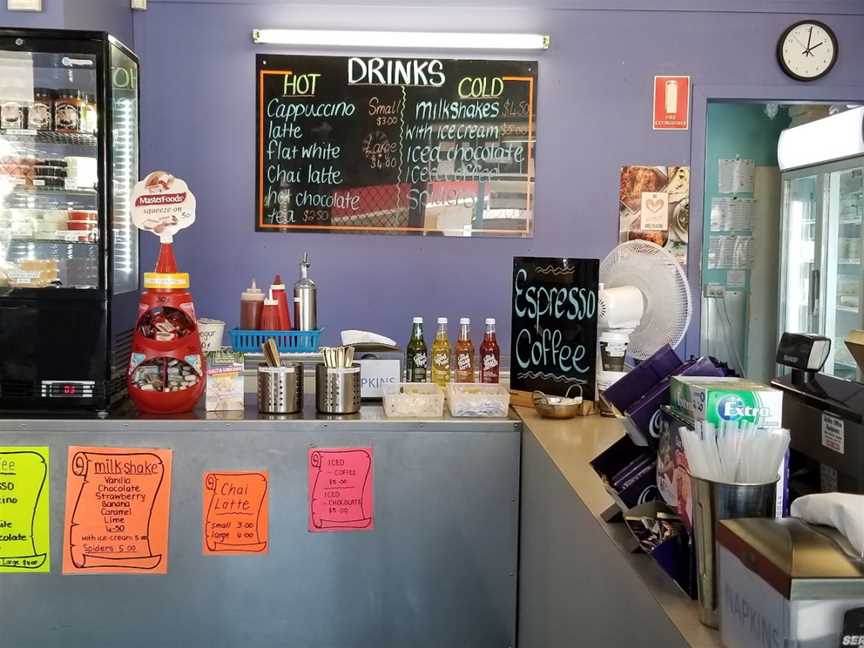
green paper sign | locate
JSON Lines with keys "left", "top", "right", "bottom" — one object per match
{"left": 0, "top": 448, "right": 50, "bottom": 573}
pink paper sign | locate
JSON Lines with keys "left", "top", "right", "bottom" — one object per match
{"left": 308, "top": 448, "right": 373, "bottom": 532}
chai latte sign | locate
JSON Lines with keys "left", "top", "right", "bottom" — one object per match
{"left": 256, "top": 54, "right": 537, "bottom": 237}
{"left": 510, "top": 257, "right": 599, "bottom": 400}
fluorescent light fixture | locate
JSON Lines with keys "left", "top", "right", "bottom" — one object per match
{"left": 252, "top": 29, "right": 550, "bottom": 51}
{"left": 778, "top": 106, "right": 864, "bottom": 171}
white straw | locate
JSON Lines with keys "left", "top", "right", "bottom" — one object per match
{"left": 678, "top": 422, "right": 790, "bottom": 484}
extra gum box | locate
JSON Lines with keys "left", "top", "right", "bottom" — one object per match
{"left": 669, "top": 377, "right": 783, "bottom": 429}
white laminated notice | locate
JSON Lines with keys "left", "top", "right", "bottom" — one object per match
{"left": 821, "top": 412, "right": 845, "bottom": 454}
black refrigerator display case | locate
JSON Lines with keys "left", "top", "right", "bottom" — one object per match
{"left": 0, "top": 29, "right": 140, "bottom": 413}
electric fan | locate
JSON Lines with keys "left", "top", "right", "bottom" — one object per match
{"left": 598, "top": 240, "right": 692, "bottom": 361}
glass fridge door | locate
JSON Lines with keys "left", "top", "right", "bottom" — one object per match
{"left": 824, "top": 163, "right": 864, "bottom": 379}
{"left": 0, "top": 42, "right": 100, "bottom": 290}
{"left": 780, "top": 172, "right": 823, "bottom": 337}
{"left": 108, "top": 40, "right": 138, "bottom": 294}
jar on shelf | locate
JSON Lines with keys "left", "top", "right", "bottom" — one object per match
{"left": 54, "top": 89, "right": 84, "bottom": 133}
{"left": 27, "top": 88, "right": 54, "bottom": 131}
{"left": 81, "top": 94, "right": 97, "bottom": 134}
{"left": 1, "top": 98, "right": 25, "bottom": 129}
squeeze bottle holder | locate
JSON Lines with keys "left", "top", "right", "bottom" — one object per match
{"left": 128, "top": 242, "right": 206, "bottom": 414}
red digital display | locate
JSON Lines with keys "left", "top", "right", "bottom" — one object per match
{"left": 63, "top": 384, "right": 78, "bottom": 395}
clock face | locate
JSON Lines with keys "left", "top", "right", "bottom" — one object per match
{"left": 778, "top": 21, "right": 838, "bottom": 81}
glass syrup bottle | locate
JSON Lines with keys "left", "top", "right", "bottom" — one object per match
{"left": 406, "top": 316, "right": 428, "bottom": 382}
{"left": 431, "top": 317, "right": 451, "bottom": 388}
{"left": 479, "top": 318, "right": 501, "bottom": 383}
{"left": 454, "top": 317, "right": 475, "bottom": 383}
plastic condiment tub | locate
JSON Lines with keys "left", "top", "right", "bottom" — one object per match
{"left": 447, "top": 383, "right": 511, "bottom": 417}
{"left": 382, "top": 383, "right": 445, "bottom": 418}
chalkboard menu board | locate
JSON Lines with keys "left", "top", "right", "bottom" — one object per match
{"left": 510, "top": 257, "right": 599, "bottom": 399}
{"left": 256, "top": 54, "right": 537, "bottom": 237}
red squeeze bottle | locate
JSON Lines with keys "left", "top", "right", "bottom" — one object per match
{"left": 271, "top": 274, "right": 291, "bottom": 330}
{"left": 260, "top": 290, "right": 281, "bottom": 330}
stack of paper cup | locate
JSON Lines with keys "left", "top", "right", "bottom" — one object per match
{"left": 597, "top": 370, "right": 627, "bottom": 417}
{"left": 599, "top": 330, "right": 629, "bottom": 372}
{"left": 197, "top": 318, "right": 226, "bottom": 352}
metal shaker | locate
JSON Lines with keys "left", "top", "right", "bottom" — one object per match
{"left": 293, "top": 252, "right": 317, "bottom": 331}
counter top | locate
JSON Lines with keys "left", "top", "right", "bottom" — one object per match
{"left": 0, "top": 397, "right": 520, "bottom": 433}
{"left": 516, "top": 407, "right": 722, "bottom": 648}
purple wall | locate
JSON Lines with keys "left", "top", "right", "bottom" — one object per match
{"left": 132, "top": 2, "right": 864, "bottom": 352}
{"left": 1, "top": 0, "right": 132, "bottom": 47}
{"left": 1, "top": 0, "right": 63, "bottom": 28}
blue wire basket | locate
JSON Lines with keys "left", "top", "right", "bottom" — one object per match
{"left": 229, "top": 328, "right": 322, "bottom": 354}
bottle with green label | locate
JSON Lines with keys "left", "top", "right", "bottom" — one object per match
{"left": 406, "top": 316, "right": 428, "bottom": 382}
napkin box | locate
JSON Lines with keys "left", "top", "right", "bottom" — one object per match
{"left": 718, "top": 518, "right": 864, "bottom": 648}
{"left": 355, "top": 349, "right": 402, "bottom": 400}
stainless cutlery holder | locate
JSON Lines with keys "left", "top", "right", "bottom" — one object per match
{"left": 257, "top": 363, "right": 303, "bottom": 414}
{"left": 315, "top": 363, "right": 361, "bottom": 414}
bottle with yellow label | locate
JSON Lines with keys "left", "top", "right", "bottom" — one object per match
{"left": 431, "top": 317, "right": 451, "bottom": 388}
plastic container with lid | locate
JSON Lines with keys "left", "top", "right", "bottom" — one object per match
{"left": 1, "top": 99, "right": 25, "bottom": 129}
{"left": 54, "top": 89, "right": 84, "bottom": 133}
{"left": 81, "top": 94, "right": 97, "bottom": 134}
{"left": 27, "top": 88, "right": 54, "bottom": 131}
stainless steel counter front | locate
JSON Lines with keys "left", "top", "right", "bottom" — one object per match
{"left": 0, "top": 402, "right": 520, "bottom": 648}
{"left": 517, "top": 408, "right": 721, "bottom": 648}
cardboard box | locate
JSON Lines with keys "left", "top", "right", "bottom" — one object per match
{"left": 669, "top": 376, "right": 783, "bottom": 429}
{"left": 205, "top": 348, "right": 245, "bottom": 411}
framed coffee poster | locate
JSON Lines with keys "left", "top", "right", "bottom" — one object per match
{"left": 510, "top": 257, "right": 599, "bottom": 408}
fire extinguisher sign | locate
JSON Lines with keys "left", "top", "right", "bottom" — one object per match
{"left": 653, "top": 75, "right": 690, "bottom": 130}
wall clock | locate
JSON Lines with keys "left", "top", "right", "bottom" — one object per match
{"left": 777, "top": 21, "right": 838, "bottom": 81}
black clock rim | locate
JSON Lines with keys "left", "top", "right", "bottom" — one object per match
{"left": 777, "top": 19, "right": 839, "bottom": 82}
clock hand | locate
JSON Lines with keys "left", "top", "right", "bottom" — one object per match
{"left": 807, "top": 41, "right": 824, "bottom": 53}
{"left": 806, "top": 26, "right": 813, "bottom": 53}
{"left": 792, "top": 34, "right": 808, "bottom": 50}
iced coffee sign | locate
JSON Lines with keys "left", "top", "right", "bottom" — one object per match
{"left": 131, "top": 170, "right": 196, "bottom": 242}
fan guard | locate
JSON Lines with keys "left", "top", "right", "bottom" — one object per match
{"left": 599, "top": 240, "right": 692, "bottom": 360}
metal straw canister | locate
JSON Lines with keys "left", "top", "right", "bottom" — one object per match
{"left": 257, "top": 363, "right": 303, "bottom": 414}
{"left": 315, "top": 363, "right": 361, "bottom": 414}
{"left": 689, "top": 474, "right": 777, "bottom": 628}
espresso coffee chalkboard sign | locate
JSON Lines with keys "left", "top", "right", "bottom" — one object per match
{"left": 510, "top": 257, "right": 599, "bottom": 400}
{"left": 256, "top": 54, "right": 537, "bottom": 237}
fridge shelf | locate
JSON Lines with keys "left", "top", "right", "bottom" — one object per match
{"left": 8, "top": 235, "right": 96, "bottom": 245}
{"left": 0, "top": 128, "right": 97, "bottom": 147}
{"left": 837, "top": 304, "right": 859, "bottom": 313}
{"left": 5, "top": 186, "right": 97, "bottom": 200}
